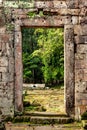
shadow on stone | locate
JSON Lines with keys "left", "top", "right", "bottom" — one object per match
{"left": 0, "top": 123, "right": 6, "bottom": 130}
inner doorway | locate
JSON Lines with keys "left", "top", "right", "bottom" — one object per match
{"left": 22, "top": 27, "right": 65, "bottom": 114}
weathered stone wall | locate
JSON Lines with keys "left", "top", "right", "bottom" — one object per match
{"left": 74, "top": 18, "right": 87, "bottom": 119}
{"left": 0, "top": 6, "right": 14, "bottom": 116}
{"left": 0, "top": 0, "right": 87, "bottom": 119}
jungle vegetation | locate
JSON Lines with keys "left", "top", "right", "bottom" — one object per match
{"left": 22, "top": 28, "right": 64, "bottom": 86}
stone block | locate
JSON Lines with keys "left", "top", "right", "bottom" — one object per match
{"left": 6, "top": 42, "right": 14, "bottom": 57}
{"left": 1, "top": 42, "right": 6, "bottom": 53}
{"left": 76, "top": 44, "right": 87, "bottom": 54}
{"left": 34, "top": 1, "right": 67, "bottom": 9}
{"left": 53, "top": 1, "right": 67, "bottom": 9}
{"left": 79, "top": 0, "right": 87, "bottom": 8}
{"left": 0, "top": 82, "right": 6, "bottom": 89}
{"left": 20, "top": 16, "right": 72, "bottom": 27}
{"left": 1, "top": 34, "right": 9, "bottom": 43}
{"left": 0, "top": 14, "right": 5, "bottom": 27}
{"left": 15, "top": 31, "right": 21, "bottom": 45}
{"left": 66, "top": 0, "right": 79, "bottom": 9}
{"left": 0, "top": 27, "right": 6, "bottom": 34}
{"left": 75, "top": 107, "right": 81, "bottom": 120}
{"left": 43, "top": 8, "right": 80, "bottom": 16}
{"left": 22, "top": 16, "right": 64, "bottom": 27}
{"left": 72, "top": 16, "right": 79, "bottom": 24}
{"left": 80, "top": 105, "right": 86, "bottom": 115}
{"left": 14, "top": 24, "right": 21, "bottom": 32}
{"left": 8, "top": 57, "right": 14, "bottom": 81}
{"left": 75, "top": 98, "right": 82, "bottom": 106}
{"left": 79, "top": 8, "right": 87, "bottom": 16}
{"left": 2, "top": 73, "right": 9, "bottom": 82}
{"left": 34, "top": 1, "right": 53, "bottom": 9}
{"left": 0, "top": 57, "right": 8, "bottom": 67}
{"left": 0, "top": 72, "right": 2, "bottom": 82}
{"left": 64, "top": 25, "right": 74, "bottom": 43}
{"left": 82, "top": 100, "right": 87, "bottom": 106}
{"left": 74, "top": 25, "right": 87, "bottom": 35}
{"left": 0, "top": 43, "right": 1, "bottom": 51}
{"left": 75, "top": 93, "right": 87, "bottom": 101}
{"left": 75, "top": 60, "right": 86, "bottom": 69}
{"left": 79, "top": 16, "right": 87, "bottom": 24}
{"left": 8, "top": 82, "right": 14, "bottom": 93}
{"left": 75, "top": 68, "right": 87, "bottom": 82}
{"left": 0, "top": 67, "right": 8, "bottom": 73}
{"left": 1, "top": 98, "right": 14, "bottom": 116}
{"left": 83, "top": 73, "right": 87, "bottom": 82}
{"left": 75, "top": 82, "right": 87, "bottom": 93}
{"left": 0, "top": 34, "right": 14, "bottom": 56}
{"left": 75, "top": 35, "right": 87, "bottom": 44}
{"left": 75, "top": 53, "right": 86, "bottom": 60}
{"left": 75, "top": 69, "right": 84, "bottom": 82}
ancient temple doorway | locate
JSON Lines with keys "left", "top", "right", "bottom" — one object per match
{"left": 22, "top": 27, "right": 65, "bottom": 114}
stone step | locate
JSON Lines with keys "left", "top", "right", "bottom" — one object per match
{"left": 29, "top": 116, "right": 73, "bottom": 124}
{"left": 24, "top": 112, "right": 68, "bottom": 117}
{"left": 5, "top": 123, "right": 82, "bottom": 130}
{"left": 13, "top": 115, "right": 73, "bottom": 124}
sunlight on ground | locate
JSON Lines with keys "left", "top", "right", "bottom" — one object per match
{"left": 23, "top": 87, "right": 65, "bottom": 114}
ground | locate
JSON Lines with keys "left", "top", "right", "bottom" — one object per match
{"left": 5, "top": 86, "right": 83, "bottom": 130}
{"left": 23, "top": 86, "right": 65, "bottom": 114}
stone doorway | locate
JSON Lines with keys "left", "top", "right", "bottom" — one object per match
{"left": 14, "top": 17, "right": 75, "bottom": 117}
{"left": 0, "top": 0, "right": 87, "bottom": 120}
{"left": 22, "top": 27, "right": 64, "bottom": 114}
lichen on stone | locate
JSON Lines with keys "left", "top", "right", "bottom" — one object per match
{"left": 4, "top": 1, "right": 34, "bottom": 8}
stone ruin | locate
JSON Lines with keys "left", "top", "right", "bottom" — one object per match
{"left": 0, "top": 0, "right": 87, "bottom": 120}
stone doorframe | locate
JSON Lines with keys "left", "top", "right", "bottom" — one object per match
{"left": 14, "top": 17, "right": 75, "bottom": 117}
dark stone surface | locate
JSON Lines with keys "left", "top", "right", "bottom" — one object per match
{"left": 0, "top": 123, "right": 5, "bottom": 130}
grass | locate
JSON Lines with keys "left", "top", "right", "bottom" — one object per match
{"left": 23, "top": 85, "right": 65, "bottom": 114}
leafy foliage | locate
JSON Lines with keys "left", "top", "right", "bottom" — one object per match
{"left": 22, "top": 28, "right": 64, "bottom": 85}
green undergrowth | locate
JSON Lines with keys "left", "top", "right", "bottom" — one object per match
{"left": 23, "top": 100, "right": 46, "bottom": 113}
{"left": 81, "top": 111, "right": 87, "bottom": 120}
{"left": 24, "top": 105, "right": 46, "bottom": 112}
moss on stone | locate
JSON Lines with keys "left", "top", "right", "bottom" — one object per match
{"left": 0, "top": 123, "right": 5, "bottom": 130}
{"left": 81, "top": 112, "right": 87, "bottom": 120}
{"left": 4, "top": 116, "right": 13, "bottom": 122}
{"left": 6, "top": 23, "right": 14, "bottom": 31}
{"left": 13, "top": 116, "right": 30, "bottom": 123}
{"left": 4, "top": 1, "right": 34, "bottom": 8}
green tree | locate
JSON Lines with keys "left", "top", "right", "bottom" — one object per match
{"left": 22, "top": 28, "right": 43, "bottom": 83}
{"left": 34, "top": 28, "right": 64, "bottom": 85}
{"left": 22, "top": 28, "right": 64, "bottom": 85}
